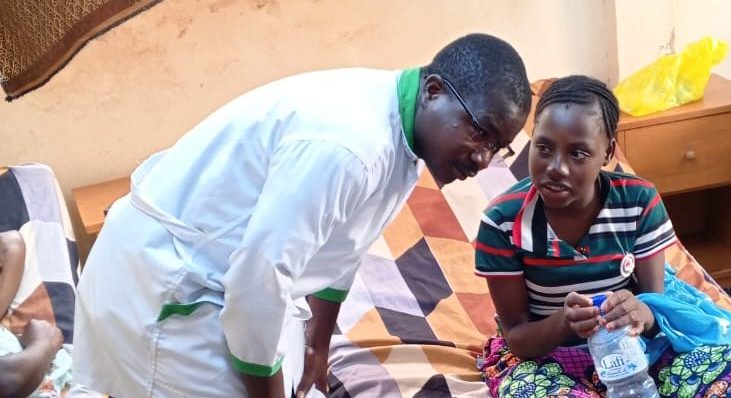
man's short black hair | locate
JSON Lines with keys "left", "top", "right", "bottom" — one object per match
{"left": 424, "top": 33, "right": 531, "bottom": 118}
{"left": 536, "top": 75, "right": 620, "bottom": 140}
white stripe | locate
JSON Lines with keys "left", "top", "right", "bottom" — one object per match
{"left": 596, "top": 207, "right": 643, "bottom": 219}
{"left": 530, "top": 304, "right": 561, "bottom": 311}
{"left": 528, "top": 292, "right": 566, "bottom": 303}
{"left": 499, "top": 221, "right": 514, "bottom": 232}
{"left": 475, "top": 270, "right": 523, "bottom": 277}
{"left": 525, "top": 274, "right": 629, "bottom": 294}
{"left": 480, "top": 213, "right": 499, "bottom": 229}
{"left": 528, "top": 278, "right": 631, "bottom": 303}
{"left": 635, "top": 236, "right": 677, "bottom": 258}
{"left": 478, "top": 214, "right": 514, "bottom": 233}
{"left": 589, "top": 222, "right": 636, "bottom": 234}
{"left": 635, "top": 219, "right": 674, "bottom": 246}
{"left": 520, "top": 194, "right": 537, "bottom": 252}
{"left": 529, "top": 305, "right": 561, "bottom": 316}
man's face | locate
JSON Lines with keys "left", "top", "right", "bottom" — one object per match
{"left": 413, "top": 75, "right": 526, "bottom": 187}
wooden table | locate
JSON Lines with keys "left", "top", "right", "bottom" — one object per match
{"left": 616, "top": 74, "right": 731, "bottom": 286}
{"left": 617, "top": 74, "right": 731, "bottom": 195}
{"left": 72, "top": 176, "right": 130, "bottom": 235}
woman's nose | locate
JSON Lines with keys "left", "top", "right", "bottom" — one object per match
{"left": 546, "top": 153, "right": 569, "bottom": 177}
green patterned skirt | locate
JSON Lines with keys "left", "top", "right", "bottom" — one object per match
{"left": 482, "top": 336, "right": 731, "bottom": 398}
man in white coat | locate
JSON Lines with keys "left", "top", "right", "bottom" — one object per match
{"left": 73, "top": 33, "right": 531, "bottom": 398}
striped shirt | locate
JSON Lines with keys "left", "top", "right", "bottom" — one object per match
{"left": 475, "top": 171, "right": 676, "bottom": 319}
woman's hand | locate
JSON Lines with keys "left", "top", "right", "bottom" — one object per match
{"left": 563, "top": 292, "right": 601, "bottom": 339}
{"left": 600, "top": 289, "right": 654, "bottom": 336}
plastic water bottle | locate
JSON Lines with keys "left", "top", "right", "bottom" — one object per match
{"left": 587, "top": 294, "right": 659, "bottom": 398}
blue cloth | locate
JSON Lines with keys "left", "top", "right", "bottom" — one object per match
{"left": 638, "top": 262, "right": 731, "bottom": 364}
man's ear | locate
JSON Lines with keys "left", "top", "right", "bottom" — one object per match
{"left": 422, "top": 74, "right": 446, "bottom": 100}
{"left": 603, "top": 139, "right": 617, "bottom": 166}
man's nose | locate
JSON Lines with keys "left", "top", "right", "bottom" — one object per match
{"left": 470, "top": 149, "right": 494, "bottom": 172}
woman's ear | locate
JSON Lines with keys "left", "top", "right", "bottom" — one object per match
{"left": 603, "top": 139, "right": 617, "bottom": 166}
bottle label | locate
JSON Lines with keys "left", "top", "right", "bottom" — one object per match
{"left": 594, "top": 335, "right": 648, "bottom": 382}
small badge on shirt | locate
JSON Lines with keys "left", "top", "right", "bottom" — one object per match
{"left": 620, "top": 253, "right": 636, "bottom": 277}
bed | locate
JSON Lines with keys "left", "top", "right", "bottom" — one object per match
{"left": 326, "top": 81, "right": 731, "bottom": 397}
{"left": 0, "top": 163, "right": 78, "bottom": 343}
{"left": 0, "top": 164, "right": 80, "bottom": 396}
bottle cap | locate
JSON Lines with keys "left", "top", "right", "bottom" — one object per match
{"left": 592, "top": 293, "right": 607, "bottom": 308}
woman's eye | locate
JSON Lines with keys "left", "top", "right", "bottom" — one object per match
{"left": 571, "top": 150, "right": 590, "bottom": 160}
{"left": 535, "top": 144, "right": 551, "bottom": 154}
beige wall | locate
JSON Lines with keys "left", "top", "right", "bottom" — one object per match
{"left": 615, "top": 0, "right": 731, "bottom": 81}
{"left": 1, "top": 0, "right": 618, "bottom": 257}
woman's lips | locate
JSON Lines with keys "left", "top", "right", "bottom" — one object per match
{"left": 540, "top": 181, "right": 571, "bottom": 201}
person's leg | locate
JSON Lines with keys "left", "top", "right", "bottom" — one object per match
{"left": 482, "top": 336, "right": 604, "bottom": 397}
{"left": 651, "top": 345, "right": 731, "bottom": 397}
{"left": 0, "top": 231, "right": 25, "bottom": 317}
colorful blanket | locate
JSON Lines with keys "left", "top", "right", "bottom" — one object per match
{"left": 328, "top": 82, "right": 731, "bottom": 397}
{"left": 0, "top": 164, "right": 79, "bottom": 344}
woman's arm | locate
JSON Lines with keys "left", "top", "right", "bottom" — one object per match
{"left": 0, "top": 231, "right": 25, "bottom": 317}
{"left": 0, "top": 320, "right": 62, "bottom": 398}
{"left": 487, "top": 277, "right": 600, "bottom": 359}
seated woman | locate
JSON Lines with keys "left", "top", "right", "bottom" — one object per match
{"left": 475, "top": 75, "right": 731, "bottom": 397}
{"left": 0, "top": 230, "right": 65, "bottom": 398}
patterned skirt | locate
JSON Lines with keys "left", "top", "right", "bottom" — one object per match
{"left": 481, "top": 336, "right": 731, "bottom": 398}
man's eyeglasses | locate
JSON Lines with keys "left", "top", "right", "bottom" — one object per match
{"left": 441, "top": 77, "right": 515, "bottom": 159}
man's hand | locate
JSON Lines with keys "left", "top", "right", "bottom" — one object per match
{"left": 294, "top": 295, "right": 342, "bottom": 397}
{"left": 295, "top": 345, "right": 328, "bottom": 398}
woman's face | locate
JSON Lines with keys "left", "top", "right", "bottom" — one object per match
{"left": 529, "top": 102, "right": 614, "bottom": 212}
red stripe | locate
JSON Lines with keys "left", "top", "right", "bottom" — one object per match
{"left": 474, "top": 271, "right": 523, "bottom": 279}
{"left": 489, "top": 192, "right": 527, "bottom": 206}
{"left": 512, "top": 209, "right": 523, "bottom": 247}
{"left": 642, "top": 194, "right": 661, "bottom": 216}
{"left": 524, "top": 253, "right": 624, "bottom": 267}
{"left": 552, "top": 239, "right": 561, "bottom": 257}
{"left": 512, "top": 186, "right": 538, "bottom": 248}
{"left": 475, "top": 241, "right": 515, "bottom": 257}
{"left": 611, "top": 178, "right": 653, "bottom": 188}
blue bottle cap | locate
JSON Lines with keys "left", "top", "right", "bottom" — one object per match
{"left": 592, "top": 293, "right": 607, "bottom": 308}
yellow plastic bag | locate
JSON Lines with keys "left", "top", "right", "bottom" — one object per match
{"left": 614, "top": 36, "right": 728, "bottom": 117}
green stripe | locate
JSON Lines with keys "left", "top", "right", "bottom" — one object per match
{"left": 397, "top": 67, "right": 420, "bottom": 152}
{"left": 231, "top": 354, "right": 284, "bottom": 377}
{"left": 313, "top": 287, "right": 349, "bottom": 303}
{"left": 157, "top": 302, "right": 203, "bottom": 322}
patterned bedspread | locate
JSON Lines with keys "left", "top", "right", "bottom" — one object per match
{"left": 327, "top": 128, "right": 731, "bottom": 397}
{"left": 0, "top": 164, "right": 78, "bottom": 344}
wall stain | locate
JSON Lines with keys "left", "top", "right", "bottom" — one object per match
{"left": 209, "top": 0, "right": 238, "bottom": 13}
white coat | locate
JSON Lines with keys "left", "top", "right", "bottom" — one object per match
{"left": 73, "top": 68, "right": 422, "bottom": 397}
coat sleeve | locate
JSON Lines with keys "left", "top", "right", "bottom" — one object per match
{"left": 312, "top": 257, "right": 361, "bottom": 303}
{"left": 220, "top": 139, "right": 369, "bottom": 377}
